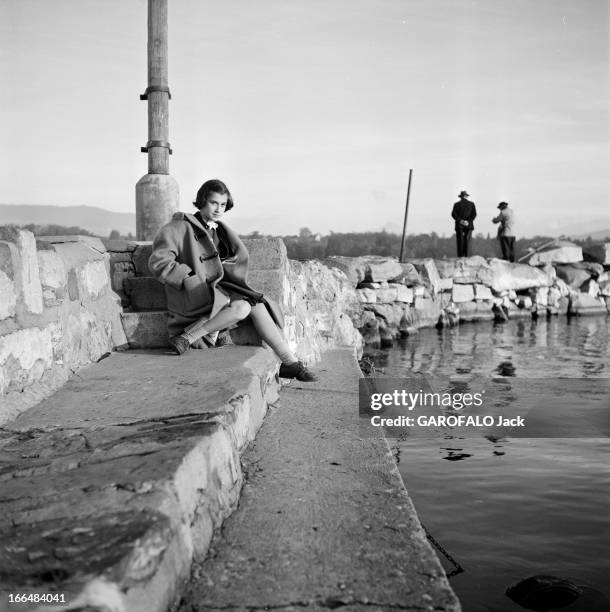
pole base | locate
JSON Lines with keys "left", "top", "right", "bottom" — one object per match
{"left": 135, "top": 173, "right": 179, "bottom": 241}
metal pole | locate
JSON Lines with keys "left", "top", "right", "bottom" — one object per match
{"left": 135, "top": 0, "right": 179, "bottom": 241}
{"left": 399, "top": 169, "right": 413, "bottom": 263}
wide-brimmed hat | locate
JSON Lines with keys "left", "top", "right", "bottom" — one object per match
{"left": 458, "top": 190, "right": 470, "bottom": 197}
{"left": 497, "top": 201, "right": 508, "bottom": 209}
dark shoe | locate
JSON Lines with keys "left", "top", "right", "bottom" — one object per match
{"left": 278, "top": 361, "right": 318, "bottom": 382}
{"left": 216, "top": 330, "right": 234, "bottom": 347}
{"left": 169, "top": 334, "right": 190, "bottom": 355}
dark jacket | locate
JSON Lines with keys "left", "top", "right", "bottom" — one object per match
{"left": 451, "top": 199, "right": 477, "bottom": 231}
{"left": 148, "top": 212, "right": 284, "bottom": 330}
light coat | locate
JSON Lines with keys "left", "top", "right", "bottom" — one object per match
{"left": 148, "top": 212, "right": 283, "bottom": 333}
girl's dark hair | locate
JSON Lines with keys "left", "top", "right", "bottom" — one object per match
{"left": 193, "top": 179, "right": 234, "bottom": 211}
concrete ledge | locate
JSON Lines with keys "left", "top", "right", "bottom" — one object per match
{"left": 180, "top": 349, "right": 460, "bottom": 611}
{"left": 0, "top": 347, "right": 280, "bottom": 612}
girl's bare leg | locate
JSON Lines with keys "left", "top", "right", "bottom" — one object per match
{"left": 182, "top": 300, "right": 251, "bottom": 343}
{"left": 248, "top": 303, "right": 297, "bottom": 364}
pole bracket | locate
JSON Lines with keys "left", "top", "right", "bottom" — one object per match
{"left": 140, "top": 85, "right": 172, "bottom": 100}
{"left": 141, "top": 140, "right": 173, "bottom": 154}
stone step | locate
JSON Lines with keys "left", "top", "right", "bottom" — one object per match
{"left": 0, "top": 348, "right": 280, "bottom": 612}
{"left": 121, "top": 311, "right": 263, "bottom": 349}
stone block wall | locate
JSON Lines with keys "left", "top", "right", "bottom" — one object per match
{"left": 0, "top": 231, "right": 126, "bottom": 424}
{"left": 106, "top": 237, "right": 363, "bottom": 364}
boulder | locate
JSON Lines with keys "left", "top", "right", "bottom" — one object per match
{"left": 413, "top": 297, "right": 442, "bottom": 328}
{"left": 357, "top": 288, "right": 377, "bottom": 303}
{"left": 323, "top": 256, "right": 367, "bottom": 285}
{"left": 409, "top": 258, "right": 441, "bottom": 294}
{"left": 568, "top": 294, "right": 606, "bottom": 316}
{"left": 394, "top": 284, "right": 414, "bottom": 303}
{"left": 452, "top": 284, "right": 475, "bottom": 303}
{"left": 375, "top": 287, "right": 398, "bottom": 303}
{"left": 474, "top": 284, "right": 493, "bottom": 301}
{"left": 434, "top": 256, "right": 494, "bottom": 286}
{"left": 362, "top": 256, "right": 404, "bottom": 283}
{"left": 528, "top": 241, "right": 583, "bottom": 265}
{"left": 488, "top": 259, "right": 553, "bottom": 293}
{"left": 599, "top": 280, "right": 610, "bottom": 297}
{"left": 438, "top": 277, "right": 453, "bottom": 291}
{"left": 555, "top": 265, "right": 592, "bottom": 289}
{"left": 390, "top": 262, "right": 422, "bottom": 286}
{"left": 359, "top": 310, "right": 380, "bottom": 346}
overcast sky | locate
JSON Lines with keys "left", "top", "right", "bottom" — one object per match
{"left": 1, "top": 0, "right": 608, "bottom": 236}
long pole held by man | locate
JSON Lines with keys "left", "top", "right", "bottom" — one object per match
{"left": 135, "top": 0, "right": 179, "bottom": 241}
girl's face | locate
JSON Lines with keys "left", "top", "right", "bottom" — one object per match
{"left": 199, "top": 191, "right": 228, "bottom": 223}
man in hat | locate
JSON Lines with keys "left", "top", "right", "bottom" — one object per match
{"left": 492, "top": 201, "right": 516, "bottom": 262}
{"left": 451, "top": 190, "right": 477, "bottom": 257}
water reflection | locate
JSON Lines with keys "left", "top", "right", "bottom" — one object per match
{"left": 365, "top": 315, "right": 610, "bottom": 612}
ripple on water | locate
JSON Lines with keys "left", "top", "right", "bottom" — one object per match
{"left": 366, "top": 316, "right": 610, "bottom": 612}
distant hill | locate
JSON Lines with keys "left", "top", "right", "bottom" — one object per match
{"left": 567, "top": 228, "right": 610, "bottom": 241}
{"left": 0, "top": 204, "right": 135, "bottom": 238}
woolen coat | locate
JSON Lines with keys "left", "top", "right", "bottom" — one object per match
{"left": 148, "top": 212, "right": 284, "bottom": 336}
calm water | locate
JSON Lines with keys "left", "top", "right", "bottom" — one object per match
{"left": 364, "top": 316, "right": 610, "bottom": 612}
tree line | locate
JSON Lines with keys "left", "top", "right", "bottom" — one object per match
{"left": 2, "top": 223, "right": 603, "bottom": 263}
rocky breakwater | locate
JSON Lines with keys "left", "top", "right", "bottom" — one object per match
{"left": 324, "top": 242, "right": 610, "bottom": 348}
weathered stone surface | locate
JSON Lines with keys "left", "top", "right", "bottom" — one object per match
{"left": 435, "top": 256, "right": 493, "bottom": 285}
{"left": 363, "top": 256, "right": 403, "bottom": 282}
{"left": 248, "top": 269, "right": 288, "bottom": 306}
{"left": 488, "top": 259, "right": 553, "bottom": 293}
{"left": 570, "top": 261, "right": 604, "bottom": 277}
{"left": 365, "top": 303, "right": 404, "bottom": 328}
{"left": 528, "top": 241, "right": 583, "bottom": 265}
{"left": 532, "top": 286, "right": 549, "bottom": 306}
{"left": 413, "top": 285, "right": 425, "bottom": 297}
{"left": 438, "top": 277, "right": 453, "bottom": 291}
{"left": 111, "top": 260, "right": 137, "bottom": 295}
{"left": 413, "top": 297, "right": 441, "bottom": 328}
{"left": 599, "top": 280, "right": 610, "bottom": 297}
{"left": 568, "top": 294, "right": 606, "bottom": 315}
{"left": 121, "top": 311, "right": 170, "bottom": 348}
{"left": 0, "top": 326, "right": 54, "bottom": 398}
{"left": 359, "top": 309, "right": 380, "bottom": 346}
{"left": 555, "top": 265, "right": 592, "bottom": 289}
{"left": 409, "top": 258, "right": 441, "bottom": 294}
{"left": 37, "top": 235, "right": 107, "bottom": 252}
{"left": 124, "top": 277, "right": 168, "bottom": 311}
{"left": 0, "top": 348, "right": 280, "bottom": 612}
{"left": 474, "top": 284, "right": 493, "bottom": 300}
{"left": 581, "top": 279, "right": 600, "bottom": 298}
{"left": 1, "top": 230, "right": 44, "bottom": 314}
{"left": 452, "top": 283, "right": 475, "bottom": 302}
{"left": 0, "top": 271, "right": 17, "bottom": 320}
{"left": 242, "top": 238, "right": 288, "bottom": 271}
{"left": 357, "top": 288, "right": 377, "bottom": 303}
{"left": 375, "top": 287, "right": 398, "bottom": 303}
{"left": 37, "top": 249, "right": 67, "bottom": 290}
{"left": 323, "top": 256, "right": 366, "bottom": 285}
{"left": 391, "top": 262, "right": 422, "bottom": 286}
{"left": 133, "top": 243, "right": 154, "bottom": 276}
{"left": 104, "top": 239, "right": 147, "bottom": 252}
{"left": 109, "top": 251, "right": 134, "bottom": 264}
{"left": 394, "top": 284, "right": 414, "bottom": 303}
